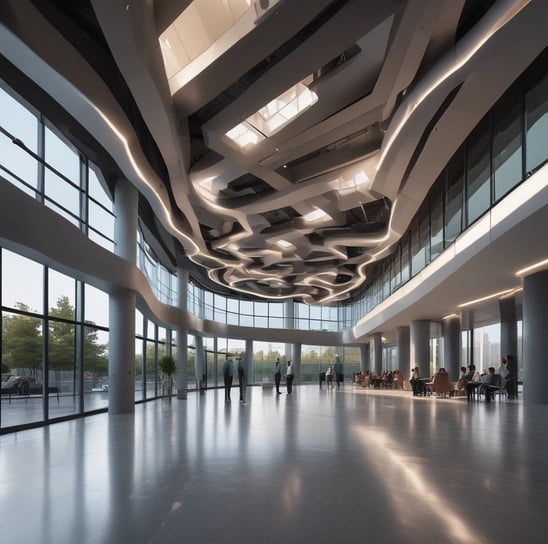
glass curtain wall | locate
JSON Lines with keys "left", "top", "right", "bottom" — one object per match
{"left": 346, "top": 50, "right": 548, "bottom": 323}
{"left": 203, "top": 336, "right": 216, "bottom": 389}
{"left": 472, "top": 323, "right": 500, "bottom": 374}
{"left": 302, "top": 344, "right": 340, "bottom": 383}
{"left": 341, "top": 347, "right": 361, "bottom": 381}
{"left": 461, "top": 330, "right": 471, "bottom": 369}
{"left": 144, "top": 320, "right": 158, "bottom": 399}
{"left": 187, "top": 333, "right": 197, "bottom": 388}
{"left": 47, "top": 268, "right": 79, "bottom": 419}
{"left": 135, "top": 309, "right": 145, "bottom": 401}
{"left": 253, "top": 341, "right": 285, "bottom": 384}
{"left": 83, "top": 284, "right": 109, "bottom": 410}
{"left": 1, "top": 249, "right": 109, "bottom": 430}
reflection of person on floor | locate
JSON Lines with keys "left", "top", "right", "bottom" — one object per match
{"left": 223, "top": 354, "right": 234, "bottom": 401}
{"left": 237, "top": 356, "right": 246, "bottom": 403}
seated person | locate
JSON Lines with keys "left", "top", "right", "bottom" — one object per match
{"left": 457, "top": 365, "right": 474, "bottom": 390}
{"left": 461, "top": 365, "right": 482, "bottom": 400}
{"left": 432, "top": 368, "right": 452, "bottom": 397}
{"left": 393, "top": 369, "right": 404, "bottom": 389}
{"left": 480, "top": 367, "right": 499, "bottom": 402}
{"left": 369, "top": 371, "right": 381, "bottom": 388}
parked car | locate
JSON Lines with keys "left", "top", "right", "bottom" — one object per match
{"left": 1, "top": 376, "right": 42, "bottom": 396}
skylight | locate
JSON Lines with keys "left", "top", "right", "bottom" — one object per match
{"left": 159, "top": 0, "right": 282, "bottom": 95}
{"left": 303, "top": 208, "right": 331, "bottom": 223}
{"left": 245, "top": 76, "right": 318, "bottom": 137}
{"left": 276, "top": 239, "right": 293, "bottom": 248}
{"left": 225, "top": 75, "right": 318, "bottom": 148}
{"left": 225, "top": 123, "right": 266, "bottom": 149}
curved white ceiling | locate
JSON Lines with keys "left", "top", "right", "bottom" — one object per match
{"left": 2, "top": 0, "right": 546, "bottom": 305}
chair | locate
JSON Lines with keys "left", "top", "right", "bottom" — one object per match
{"left": 431, "top": 373, "right": 453, "bottom": 397}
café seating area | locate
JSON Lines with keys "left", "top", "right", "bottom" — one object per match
{"left": 353, "top": 371, "right": 514, "bottom": 402}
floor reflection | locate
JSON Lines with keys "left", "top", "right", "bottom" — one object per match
{"left": 1, "top": 386, "right": 546, "bottom": 544}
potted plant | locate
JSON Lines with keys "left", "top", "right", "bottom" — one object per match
{"left": 159, "top": 354, "right": 177, "bottom": 401}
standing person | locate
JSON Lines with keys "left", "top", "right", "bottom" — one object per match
{"left": 499, "top": 356, "right": 516, "bottom": 398}
{"left": 410, "top": 366, "right": 420, "bottom": 395}
{"left": 410, "top": 366, "right": 426, "bottom": 396}
{"left": 334, "top": 356, "right": 343, "bottom": 389}
{"left": 274, "top": 357, "right": 282, "bottom": 394}
{"left": 223, "top": 354, "right": 234, "bottom": 401}
{"left": 237, "top": 355, "right": 246, "bottom": 403}
{"left": 286, "top": 360, "right": 294, "bottom": 394}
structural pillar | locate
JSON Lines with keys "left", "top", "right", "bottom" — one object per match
{"left": 109, "top": 178, "right": 138, "bottom": 414}
{"left": 360, "top": 342, "right": 369, "bottom": 372}
{"left": 292, "top": 343, "right": 302, "bottom": 384}
{"left": 245, "top": 339, "right": 253, "bottom": 391}
{"left": 194, "top": 335, "right": 204, "bottom": 390}
{"left": 373, "top": 333, "right": 382, "bottom": 374}
{"left": 410, "top": 320, "right": 430, "bottom": 379}
{"left": 109, "top": 289, "right": 136, "bottom": 413}
{"left": 499, "top": 295, "right": 518, "bottom": 376}
{"left": 176, "top": 267, "right": 188, "bottom": 399}
{"left": 397, "top": 326, "right": 410, "bottom": 376}
{"left": 522, "top": 270, "right": 548, "bottom": 403}
{"left": 442, "top": 316, "right": 460, "bottom": 381}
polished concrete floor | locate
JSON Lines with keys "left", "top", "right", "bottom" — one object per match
{"left": 1, "top": 385, "right": 547, "bottom": 544}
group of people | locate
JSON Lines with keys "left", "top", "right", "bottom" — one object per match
{"left": 223, "top": 354, "right": 516, "bottom": 403}
{"left": 274, "top": 357, "right": 294, "bottom": 394}
{"left": 408, "top": 357, "right": 516, "bottom": 401}
{"left": 223, "top": 355, "right": 296, "bottom": 402}
{"left": 354, "top": 369, "right": 404, "bottom": 389}
{"left": 222, "top": 354, "right": 247, "bottom": 403}
{"left": 353, "top": 358, "right": 517, "bottom": 402}
{"left": 456, "top": 357, "right": 516, "bottom": 401}
{"left": 322, "top": 358, "right": 344, "bottom": 389}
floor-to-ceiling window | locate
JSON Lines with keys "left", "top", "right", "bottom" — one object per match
{"left": 346, "top": 51, "right": 548, "bottom": 322}
{"left": 301, "top": 345, "right": 340, "bottom": 383}
{"left": 187, "top": 333, "right": 197, "bottom": 388}
{"left": 253, "top": 341, "right": 285, "bottom": 384}
{"left": 135, "top": 309, "right": 145, "bottom": 401}
{"left": 47, "top": 268, "right": 79, "bottom": 419}
{"left": 83, "top": 284, "right": 109, "bottom": 411}
{"left": 472, "top": 323, "right": 500, "bottom": 373}
{"left": 1, "top": 249, "right": 110, "bottom": 430}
